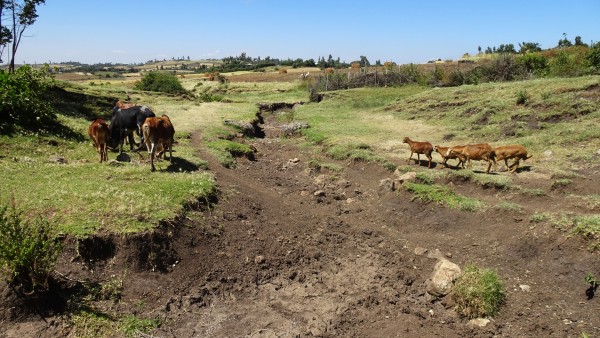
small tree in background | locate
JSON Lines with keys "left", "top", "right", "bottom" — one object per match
{"left": 586, "top": 42, "right": 600, "bottom": 71}
{"left": 134, "top": 71, "right": 188, "bottom": 95}
{"left": 0, "top": 0, "right": 46, "bottom": 72}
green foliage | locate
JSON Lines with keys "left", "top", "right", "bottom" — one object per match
{"left": 516, "top": 89, "right": 530, "bottom": 105}
{"left": 517, "top": 52, "right": 548, "bottom": 76}
{"left": 0, "top": 202, "right": 61, "bottom": 293}
{"left": 453, "top": 265, "right": 505, "bottom": 319}
{"left": 0, "top": 65, "right": 57, "bottom": 134}
{"left": 586, "top": 43, "right": 600, "bottom": 70}
{"left": 549, "top": 51, "right": 578, "bottom": 77}
{"left": 584, "top": 272, "right": 599, "bottom": 288}
{"left": 134, "top": 71, "right": 188, "bottom": 95}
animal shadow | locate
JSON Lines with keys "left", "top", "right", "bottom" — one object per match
{"left": 165, "top": 156, "right": 202, "bottom": 173}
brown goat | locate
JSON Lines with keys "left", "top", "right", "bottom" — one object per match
{"left": 403, "top": 137, "right": 433, "bottom": 168}
{"left": 491, "top": 144, "right": 532, "bottom": 173}
{"left": 450, "top": 143, "right": 495, "bottom": 173}
{"left": 434, "top": 145, "right": 465, "bottom": 168}
{"left": 88, "top": 118, "right": 109, "bottom": 163}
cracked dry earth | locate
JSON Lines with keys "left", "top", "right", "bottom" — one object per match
{"left": 2, "top": 120, "right": 600, "bottom": 338}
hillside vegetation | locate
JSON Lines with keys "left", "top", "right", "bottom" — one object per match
{"left": 1, "top": 73, "right": 599, "bottom": 237}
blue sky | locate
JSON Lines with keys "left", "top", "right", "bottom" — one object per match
{"left": 10, "top": 0, "right": 600, "bottom": 65}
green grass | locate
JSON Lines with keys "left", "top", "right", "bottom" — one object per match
{"left": 495, "top": 201, "right": 523, "bottom": 212}
{"left": 205, "top": 139, "right": 255, "bottom": 168}
{"left": 453, "top": 265, "right": 505, "bottom": 319}
{"left": 70, "top": 309, "right": 160, "bottom": 338}
{"left": 572, "top": 215, "right": 600, "bottom": 240}
{"left": 0, "top": 86, "right": 216, "bottom": 236}
{"left": 473, "top": 174, "right": 512, "bottom": 190}
{"left": 403, "top": 182, "right": 484, "bottom": 212}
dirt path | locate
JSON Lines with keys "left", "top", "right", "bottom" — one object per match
{"left": 2, "top": 117, "right": 600, "bottom": 337}
{"left": 148, "top": 129, "right": 600, "bottom": 337}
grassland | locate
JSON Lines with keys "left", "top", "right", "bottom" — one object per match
{"left": 1, "top": 72, "right": 599, "bottom": 238}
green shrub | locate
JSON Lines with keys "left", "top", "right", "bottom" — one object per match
{"left": 516, "top": 89, "right": 529, "bottom": 105}
{"left": 453, "top": 265, "right": 505, "bottom": 318}
{"left": 134, "top": 71, "right": 188, "bottom": 95}
{"left": 0, "top": 202, "right": 62, "bottom": 293}
{"left": 586, "top": 42, "right": 600, "bottom": 71}
{"left": 0, "top": 65, "right": 57, "bottom": 134}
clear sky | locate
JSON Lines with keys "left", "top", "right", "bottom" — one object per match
{"left": 9, "top": 0, "right": 600, "bottom": 65}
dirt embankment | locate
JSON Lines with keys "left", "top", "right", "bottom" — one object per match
{"left": 1, "top": 108, "right": 600, "bottom": 337}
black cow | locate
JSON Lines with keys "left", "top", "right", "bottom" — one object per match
{"left": 108, "top": 105, "right": 155, "bottom": 153}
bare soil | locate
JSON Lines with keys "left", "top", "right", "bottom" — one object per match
{"left": 1, "top": 112, "right": 600, "bottom": 337}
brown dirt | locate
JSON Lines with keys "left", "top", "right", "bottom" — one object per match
{"left": 1, "top": 113, "right": 600, "bottom": 337}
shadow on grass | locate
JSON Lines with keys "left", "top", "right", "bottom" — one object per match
{"left": 165, "top": 156, "right": 204, "bottom": 172}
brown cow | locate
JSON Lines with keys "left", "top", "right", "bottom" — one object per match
{"left": 87, "top": 118, "right": 109, "bottom": 163}
{"left": 450, "top": 143, "right": 495, "bottom": 173}
{"left": 434, "top": 145, "right": 465, "bottom": 168}
{"left": 114, "top": 99, "right": 138, "bottom": 110}
{"left": 142, "top": 115, "right": 175, "bottom": 172}
{"left": 491, "top": 144, "right": 532, "bottom": 173}
{"left": 403, "top": 137, "right": 434, "bottom": 168}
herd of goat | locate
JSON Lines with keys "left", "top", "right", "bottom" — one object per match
{"left": 86, "top": 100, "right": 531, "bottom": 174}
{"left": 87, "top": 100, "right": 175, "bottom": 172}
{"left": 403, "top": 137, "right": 532, "bottom": 174}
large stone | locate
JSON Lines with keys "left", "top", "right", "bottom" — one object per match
{"left": 426, "top": 258, "right": 462, "bottom": 297}
{"left": 394, "top": 170, "right": 417, "bottom": 184}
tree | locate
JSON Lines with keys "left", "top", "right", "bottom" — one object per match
{"left": 1, "top": 0, "right": 46, "bottom": 72}
{"left": 558, "top": 33, "right": 572, "bottom": 48}
{"left": 518, "top": 42, "right": 541, "bottom": 54}
{"left": 574, "top": 36, "right": 587, "bottom": 47}
{"left": 359, "top": 55, "right": 370, "bottom": 67}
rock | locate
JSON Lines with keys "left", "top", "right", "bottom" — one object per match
{"left": 426, "top": 259, "right": 462, "bottom": 297}
{"left": 48, "top": 155, "right": 67, "bottom": 164}
{"left": 378, "top": 178, "right": 396, "bottom": 194}
{"left": 544, "top": 150, "right": 553, "bottom": 157}
{"left": 313, "top": 190, "right": 325, "bottom": 197}
{"left": 468, "top": 318, "right": 490, "bottom": 328}
{"left": 519, "top": 284, "right": 531, "bottom": 292}
{"left": 254, "top": 255, "right": 265, "bottom": 264}
{"left": 394, "top": 170, "right": 417, "bottom": 184}
{"left": 414, "top": 247, "right": 428, "bottom": 256}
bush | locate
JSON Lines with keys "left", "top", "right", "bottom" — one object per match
{"left": 134, "top": 71, "right": 188, "bottom": 95}
{"left": 0, "top": 202, "right": 62, "bottom": 293}
{"left": 0, "top": 65, "right": 57, "bottom": 134}
{"left": 453, "top": 265, "right": 505, "bottom": 318}
{"left": 586, "top": 42, "right": 600, "bottom": 71}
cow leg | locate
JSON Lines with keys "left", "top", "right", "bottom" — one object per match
{"left": 416, "top": 153, "right": 421, "bottom": 165}
{"left": 407, "top": 151, "right": 413, "bottom": 165}
{"left": 128, "top": 132, "right": 136, "bottom": 151}
{"left": 510, "top": 158, "right": 521, "bottom": 173}
{"left": 150, "top": 142, "right": 156, "bottom": 172}
{"left": 426, "top": 153, "right": 432, "bottom": 168}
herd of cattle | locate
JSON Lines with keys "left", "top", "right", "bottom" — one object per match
{"left": 86, "top": 100, "right": 531, "bottom": 174}
{"left": 87, "top": 100, "right": 175, "bottom": 171}
{"left": 403, "top": 137, "right": 532, "bottom": 174}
